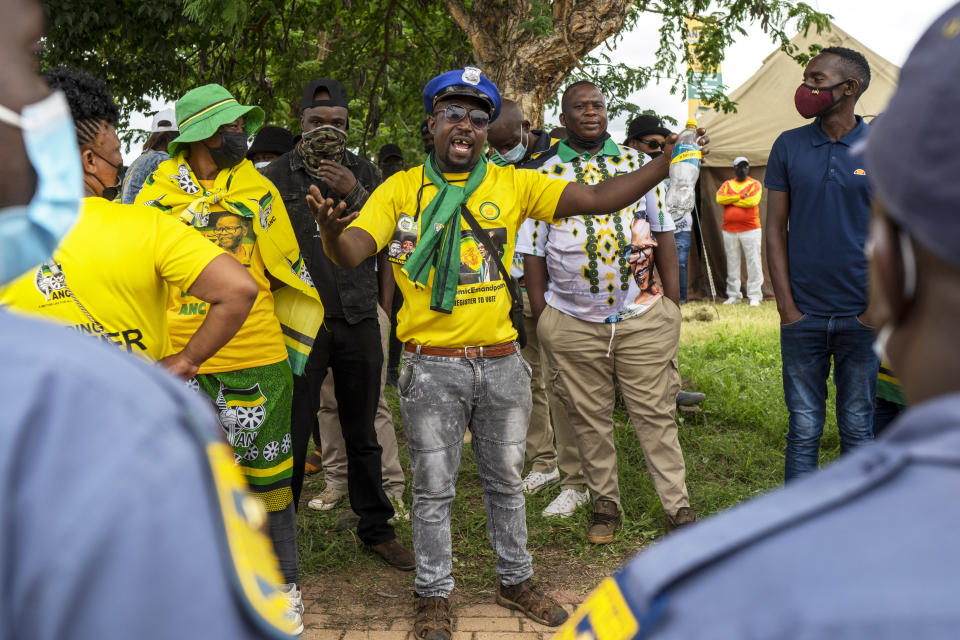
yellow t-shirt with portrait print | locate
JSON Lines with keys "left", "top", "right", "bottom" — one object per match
{"left": 350, "top": 162, "right": 567, "bottom": 347}
{"left": 0, "top": 197, "right": 223, "bottom": 361}
{"left": 165, "top": 179, "right": 288, "bottom": 374}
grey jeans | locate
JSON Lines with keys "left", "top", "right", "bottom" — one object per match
{"left": 398, "top": 347, "right": 534, "bottom": 597}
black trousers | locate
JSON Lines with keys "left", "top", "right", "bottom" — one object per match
{"left": 290, "top": 316, "right": 395, "bottom": 546}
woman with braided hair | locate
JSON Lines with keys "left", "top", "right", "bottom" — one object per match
{"left": 0, "top": 67, "right": 258, "bottom": 379}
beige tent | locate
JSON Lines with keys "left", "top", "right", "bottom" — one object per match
{"left": 685, "top": 23, "right": 899, "bottom": 300}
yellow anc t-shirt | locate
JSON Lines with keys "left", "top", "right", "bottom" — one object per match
{"left": 0, "top": 197, "right": 223, "bottom": 361}
{"left": 164, "top": 179, "right": 287, "bottom": 374}
{"left": 350, "top": 162, "right": 567, "bottom": 347}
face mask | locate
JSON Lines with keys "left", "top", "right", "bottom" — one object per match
{"left": 493, "top": 126, "right": 528, "bottom": 165}
{"left": 297, "top": 125, "right": 347, "bottom": 178}
{"left": 0, "top": 91, "right": 83, "bottom": 284}
{"left": 735, "top": 167, "right": 749, "bottom": 180}
{"left": 91, "top": 150, "right": 123, "bottom": 200}
{"left": 254, "top": 161, "right": 271, "bottom": 170}
{"left": 381, "top": 159, "right": 403, "bottom": 178}
{"left": 646, "top": 150, "right": 663, "bottom": 160}
{"left": 794, "top": 81, "right": 848, "bottom": 119}
{"left": 873, "top": 230, "right": 917, "bottom": 361}
{"left": 206, "top": 130, "right": 249, "bottom": 170}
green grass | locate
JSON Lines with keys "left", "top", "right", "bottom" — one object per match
{"left": 298, "top": 300, "right": 843, "bottom": 593}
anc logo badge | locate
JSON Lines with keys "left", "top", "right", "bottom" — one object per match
{"left": 460, "top": 236, "right": 483, "bottom": 271}
{"left": 853, "top": 169, "right": 866, "bottom": 175}
{"left": 34, "top": 262, "right": 66, "bottom": 301}
{"left": 215, "top": 382, "right": 267, "bottom": 447}
{"left": 478, "top": 201, "right": 500, "bottom": 221}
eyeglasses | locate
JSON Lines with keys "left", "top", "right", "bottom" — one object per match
{"left": 216, "top": 225, "right": 244, "bottom": 234}
{"left": 636, "top": 138, "right": 663, "bottom": 150}
{"left": 439, "top": 104, "right": 490, "bottom": 130}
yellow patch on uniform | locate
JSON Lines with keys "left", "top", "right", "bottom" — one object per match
{"left": 206, "top": 442, "right": 298, "bottom": 635}
{"left": 460, "top": 237, "right": 483, "bottom": 271}
{"left": 854, "top": 169, "right": 866, "bottom": 175}
{"left": 553, "top": 577, "right": 639, "bottom": 640}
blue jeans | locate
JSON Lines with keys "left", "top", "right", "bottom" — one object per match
{"left": 397, "top": 347, "right": 533, "bottom": 597}
{"left": 780, "top": 314, "right": 878, "bottom": 481}
{"left": 675, "top": 230, "right": 691, "bottom": 303}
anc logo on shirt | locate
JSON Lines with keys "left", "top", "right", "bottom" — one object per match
{"left": 853, "top": 169, "right": 866, "bottom": 175}
{"left": 215, "top": 382, "right": 267, "bottom": 447}
{"left": 478, "top": 201, "right": 500, "bottom": 221}
{"left": 33, "top": 262, "right": 67, "bottom": 301}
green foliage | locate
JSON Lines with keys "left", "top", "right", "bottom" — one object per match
{"left": 40, "top": 0, "right": 470, "bottom": 158}
{"left": 556, "top": 0, "right": 832, "bottom": 119}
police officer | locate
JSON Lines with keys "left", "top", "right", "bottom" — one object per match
{"left": 0, "top": 0, "right": 297, "bottom": 636}
{"left": 552, "top": 7, "right": 960, "bottom": 636}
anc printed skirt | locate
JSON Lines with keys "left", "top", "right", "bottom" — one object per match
{"left": 189, "top": 360, "right": 294, "bottom": 513}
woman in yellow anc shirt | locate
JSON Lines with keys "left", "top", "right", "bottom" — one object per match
{"left": 0, "top": 68, "right": 256, "bottom": 379}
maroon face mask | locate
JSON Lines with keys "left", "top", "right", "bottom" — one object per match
{"left": 794, "top": 81, "right": 848, "bottom": 119}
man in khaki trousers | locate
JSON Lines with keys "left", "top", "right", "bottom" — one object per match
{"left": 518, "top": 81, "right": 695, "bottom": 542}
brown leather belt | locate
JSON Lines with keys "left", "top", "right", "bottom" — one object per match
{"left": 404, "top": 341, "right": 517, "bottom": 358}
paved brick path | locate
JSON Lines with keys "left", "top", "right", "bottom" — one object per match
{"left": 300, "top": 596, "right": 581, "bottom": 639}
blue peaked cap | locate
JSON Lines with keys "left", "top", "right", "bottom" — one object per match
{"left": 422, "top": 67, "right": 502, "bottom": 123}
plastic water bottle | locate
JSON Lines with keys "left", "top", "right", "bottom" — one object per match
{"left": 665, "top": 119, "right": 701, "bottom": 219}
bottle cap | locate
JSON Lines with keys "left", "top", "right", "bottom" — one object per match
{"left": 685, "top": 119, "right": 698, "bottom": 129}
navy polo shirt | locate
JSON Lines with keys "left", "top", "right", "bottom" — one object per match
{"left": 765, "top": 116, "right": 872, "bottom": 316}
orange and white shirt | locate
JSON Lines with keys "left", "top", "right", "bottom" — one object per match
{"left": 716, "top": 177, "right": 762, "bottom": 233}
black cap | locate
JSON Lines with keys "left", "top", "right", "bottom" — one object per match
{"left": 625, "top": 114, "right": 672, "bottom": 143}
{"left": 301, "top": 78, "right": 350, "bottom": 110}
{"left": 246, "top": 126, "right": 295, "bottom": 159}
{"left": 378, "top": 143, "right": 403, "bottom": 162}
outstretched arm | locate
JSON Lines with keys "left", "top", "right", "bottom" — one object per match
{"left": 554, "top": 130, "right": 709, "bottom": 220}
{"left": 307, "top": 184, "right": 378, "bottom": 269}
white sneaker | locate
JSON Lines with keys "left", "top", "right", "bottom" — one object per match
{"left": 542, "top": 488, "right": 590, "bottom": 518}
{"left": 389, "top": 495, "right": 410, "bottom": 522}
{"left": 307, "top": 485, "right": 346, "bottom": 511}
{"left": 722, "top": 297, "right": 741, "bottom": 305}
{"left": 749, "top": 299, "right": 760, "bottom": 307}
{"left": 278, "top": 583, "right": 304, "bottom": 635}
{"left": 522, "top": 468, "right": 560, "bottom": 494}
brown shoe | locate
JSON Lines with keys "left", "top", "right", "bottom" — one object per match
{"left": 496, "top": 578, "right": 569, "bottom": 626}
{"left": 369, "top": 538, "right": 415, "bottom": 571}
{"left": 586, "top": 498, "right": 621, "bottom": 544}
{"left": 413, "top": 594, "right": 452, "bottom": 640}
{"left": 666, "top": 506, "right": 697, "bottom": 532}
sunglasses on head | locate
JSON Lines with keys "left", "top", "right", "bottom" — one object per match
{"left": 636, "top": 138, "right": 663, "bottom": 150}
{"left": 439, "top": 104, "right": 490, "bottom": 130}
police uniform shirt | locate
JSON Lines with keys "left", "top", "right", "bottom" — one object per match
{"left": 556, "top": 394, "right": 960, "bottom": 639}
{"left": 0, "top": 310, "right": 295, "bottom": 639}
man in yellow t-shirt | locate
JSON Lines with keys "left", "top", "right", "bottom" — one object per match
{"left": 307, "top": 67, "right": 708, "bottom": 640}
{"left": 0, "top": 68, "right": 256, "bottom": 375}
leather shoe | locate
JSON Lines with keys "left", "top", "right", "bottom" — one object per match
{"left": 369, "top": 538, "right": 415, "bottom": 571}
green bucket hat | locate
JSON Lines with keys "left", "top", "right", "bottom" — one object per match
{"left": 167, "top": 83, "right": 265, "bottom": 156}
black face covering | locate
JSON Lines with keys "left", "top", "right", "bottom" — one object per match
{"left": 646, "top": 150, "right": 663, "bottom": 160}
{"left": 206, "top": 131, "right": 249, "bottom": 169}
{"left": 735, "top": 166, "right": 750, "bottom": 180}
{"left": 566, "top": 130, "right": 611, "bottom": 151}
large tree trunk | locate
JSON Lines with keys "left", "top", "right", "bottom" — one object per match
{"left": 444, "top": 0, "right": 632, "bottom": 127}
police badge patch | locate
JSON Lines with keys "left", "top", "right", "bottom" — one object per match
{"left": 461, "top": 66, "right": 482, "bottom": 85}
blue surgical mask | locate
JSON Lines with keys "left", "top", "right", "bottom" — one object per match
{"left": 0, "top": 91, "right": 82, "bottom": 284}
{"left": 491, "top": 126, "right": 527, "bottom": 166}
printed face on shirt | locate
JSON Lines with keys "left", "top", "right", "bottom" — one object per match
{"left": 215, "top": 213, "right": 248, "bottom": 255}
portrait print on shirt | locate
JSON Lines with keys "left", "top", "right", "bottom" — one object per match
{"left": 458, "top": 227, "right": 506, "bottom": 285}
{"left": 198, "top": 211, "right": 256, "bottom": 267}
